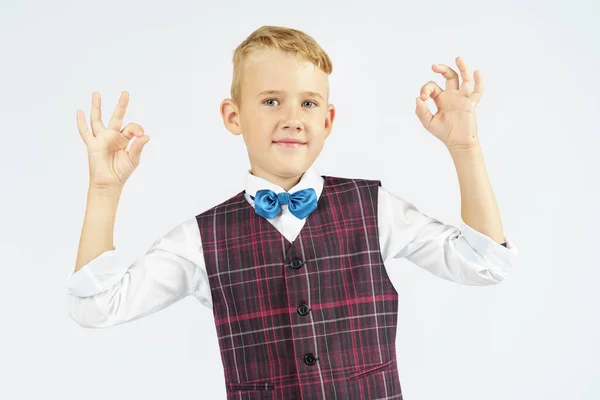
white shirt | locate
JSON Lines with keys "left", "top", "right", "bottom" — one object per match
{"left": 66, "top": 166, "right": 518, "bottom": 328}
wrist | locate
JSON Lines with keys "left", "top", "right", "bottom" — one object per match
{"left": 88, "top": 184, "right": 123, "bottom": 199}
{"left": 448, "top": 142, "right": 483, "bottom": 160}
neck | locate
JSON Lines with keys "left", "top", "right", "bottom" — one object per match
{"left": 250, "top": 167, "right": 304, "bottom": 191}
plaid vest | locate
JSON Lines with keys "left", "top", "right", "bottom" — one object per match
{"left": 196, "top": 176, "right": 403, "bottom": 399}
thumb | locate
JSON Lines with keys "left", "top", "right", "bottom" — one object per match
{"left": 415, "top": 97, "right": 434, "bottom": 129}
{"left": 128, "top": 135, "right": 150, "bottom": 166}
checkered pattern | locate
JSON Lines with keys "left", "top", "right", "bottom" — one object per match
{"left": 196, "top": 176, "right": 403, "bottom": 399}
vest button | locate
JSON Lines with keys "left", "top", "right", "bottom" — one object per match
{"left": 297, "top": 304, "right": 310, "bottom": 316}
{"left": 290, "top": 259, "right": 304, "bottom": 269}
{"left": 304, "top": 353, "right": 317, "bottom": 365}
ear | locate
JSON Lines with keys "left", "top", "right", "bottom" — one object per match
{"left": 220, "top": 98, "right": 242, "bottom": 135}
{"left": 324, "top": 104, "right": 336, "bottom": 139}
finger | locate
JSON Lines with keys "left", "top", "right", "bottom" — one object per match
{"left": 90, "top": 92, "right": 105, "bottom": 136}
{"left": 456, "top": 56, "right": 474, "bottom": 95}
{"left": 420, "top": 81, "right": 443, "bottom": 102}
{"left": 415, "top": 96, "right": 434, "bottom": 130}
{"left": 432, "top": 64, "right": 459, "bottom": 91}
{"left": 471, "top": 69, "right": 484, "bottom": 104}
{"left": 108, "top": 91, "right": 130, "bottom": 132}
{"left": 128, "top": 135, "right": 150, "bottom": 166}
{"left": 120, "top": 122, "right": 145, "bottom": 141}
{"left": 76, "top": 109, "right": 93, "bottom": 145}
{"left": 116, "top": 122, "right": 145, "bottom": 149}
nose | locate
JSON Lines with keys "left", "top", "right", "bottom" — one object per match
{"left": 282, "top": 119, "right": 303, "bottom": 132}
{"left": 281, "top": 106, "right": 304, "bottom": 132}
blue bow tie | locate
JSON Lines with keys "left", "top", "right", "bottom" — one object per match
{"left": 250, "top": 188, "right": 318, "bottom": 220}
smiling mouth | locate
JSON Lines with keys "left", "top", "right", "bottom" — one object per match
{"left": 273, "top": 141, "right": 307, "bottom": 147}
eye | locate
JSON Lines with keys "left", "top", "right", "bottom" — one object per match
{"left": 303, "top": 101, "right": 318, "bottom": 108}
{"left": 263, "top": 98, "right": 279, "bottom": 107}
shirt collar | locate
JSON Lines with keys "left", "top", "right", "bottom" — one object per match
{"left": 245, "top": 165, "right": 324, "bottom": 201}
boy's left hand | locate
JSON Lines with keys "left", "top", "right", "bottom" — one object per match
{"left": 415, "top": 56, "right": 483, "bottom": 150}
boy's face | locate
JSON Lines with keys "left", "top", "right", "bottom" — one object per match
{"left": 221, "top": 49, "right": 335, "bottom": 188}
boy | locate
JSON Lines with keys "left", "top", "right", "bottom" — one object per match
{"left": 69, "top": 25, "right": 517, "bottom": 399}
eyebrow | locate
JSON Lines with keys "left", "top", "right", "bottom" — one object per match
{"left": 256, "top": 90, "right": 324, "bottom": 101}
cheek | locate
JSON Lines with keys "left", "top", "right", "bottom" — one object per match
{"left": 308, "top": 136, "right": 325, "bottom": 153}
{"left": 308, "top": 112, "right": 327, "bottom": 130}
{"left": 247, "top": 129, "right": 275, "bottom": 151}
{"left": 249, "top": 113, "right": 274, "bottom": 135}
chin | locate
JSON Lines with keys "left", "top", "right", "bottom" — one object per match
{"left": 272, "top": 163, "right": 307, "bottom": 177}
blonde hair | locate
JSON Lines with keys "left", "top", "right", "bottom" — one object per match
{"left": 230, "top": 25, "right": 333, "bottom": 106}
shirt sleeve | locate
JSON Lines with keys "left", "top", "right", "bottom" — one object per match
{"left": 66, "top": 217, "right": 212, "bottom": 328}
{"left": 377, "top": 186, "right": 518, "bottom": 285}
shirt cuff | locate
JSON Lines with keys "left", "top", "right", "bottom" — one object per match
{"left": 66, "top": 249, "right": 127, "bottom": 297}
{"left": 459, "top": 221, "right": 518, "bottom": 271}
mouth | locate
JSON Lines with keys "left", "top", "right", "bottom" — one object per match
{"left": 273, "top": 140, "right": 307, "bottom": 147}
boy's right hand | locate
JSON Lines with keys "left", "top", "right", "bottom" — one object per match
{"left": 77, "top": 91, "right": 150, "bottom": 189}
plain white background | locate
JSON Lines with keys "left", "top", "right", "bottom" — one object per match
{"left": 1, "top": 0, "right": 598, "bottom": 399}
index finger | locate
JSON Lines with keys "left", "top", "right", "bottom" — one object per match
{"left": 107, "top": 91, "right": 130, "bottom": 132}
{"left": 432, "top": 64, "right": 459, "bottom": 91}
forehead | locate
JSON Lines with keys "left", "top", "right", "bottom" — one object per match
{"left": 242, "top": 49, "right": 329, "bottom": 96}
